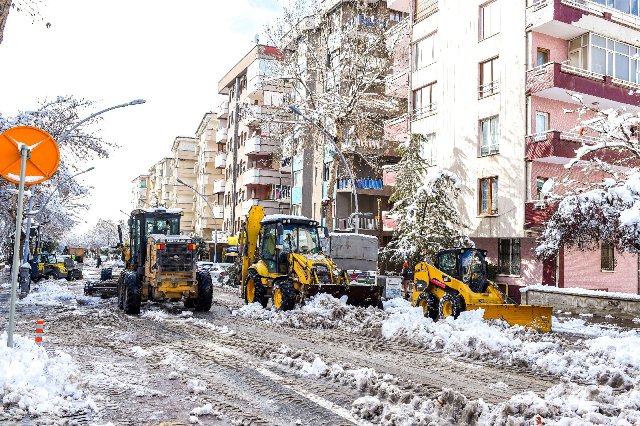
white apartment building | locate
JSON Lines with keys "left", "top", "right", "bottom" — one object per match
{"left": 217, "top": 44, "right": 291, "bottom": 235}
{"left": 170, "top": 136, "right": 198, "bottom": 234}
{"left": 388, "top": 0, "right": 640, "bottom": 294}
{"left": 131, "top": 174, "right": 150, "bottom": 209}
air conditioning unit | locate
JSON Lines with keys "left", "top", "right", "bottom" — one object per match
{"left": 533, "top": 201, "right": 546, "bottom": 210}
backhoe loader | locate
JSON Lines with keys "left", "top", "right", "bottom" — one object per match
{"left": 239, "top": 206, "right": 381, "bottom": 310}
{"left": 108, "top": 208, "right": 212, "bottom": 314}
{"left": 412, "top": 248, "right": 552, "bottom": 332}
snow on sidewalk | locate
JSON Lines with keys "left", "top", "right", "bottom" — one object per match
{"left": 0, "top": 332, "right": 95, "bottom": 420}
{"left": 17, "top": 279, "right": 99, "bottom": 308}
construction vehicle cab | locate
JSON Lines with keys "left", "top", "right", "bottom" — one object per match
{"left": 240, "top": 206, "right": 381, "bottom": 310}
{"left": 115, "top": 208, "right": 212, "bottom": 314}
{"left": 412, "top": 248, "right": 552, "bottom": 332}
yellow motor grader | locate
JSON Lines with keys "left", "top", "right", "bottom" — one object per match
{"left": 113, "top": 208, "right": 212, "bottom": 314}
{"left": 412, "top": 248, "right": 552, "bottom": 332}
{"left": 239, "top": 206, "right": 382, "bottom": 310}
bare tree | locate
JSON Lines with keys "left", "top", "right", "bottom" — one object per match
{"left": 0, "top": 0, "right": 48, "bottom": 45}
{"left": 263, "top": 0, "right": 407, "bottom": 228}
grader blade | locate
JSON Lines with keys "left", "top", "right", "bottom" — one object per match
{"left": 467, "top": 303, "right": 553, "bottom": 332}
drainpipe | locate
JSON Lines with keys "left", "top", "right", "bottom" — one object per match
{"left": 231, "top": 76, "right": 241, "bottom": 235}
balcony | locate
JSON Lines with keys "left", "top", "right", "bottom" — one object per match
{"left": 217, "top": 100, "right": 229, "bottom": 119}
{"left": 336, "top": 178, "right": 393, "bottom": 197}
{"left": 387, "top": 0, "right": 410, "bottom": 13}
{"left": 213, "top": 179, "right": 225, "bottom": 193}
{"left": 243, "top": 105, "right": 281, "bottom": 126}
{"left": 384, "top": 115, "right": 409, "bottom": 143}
{"left": 527, "top": 0, "right": 640, "bottom": 38}
{"left": 526, "top": 62, "right": 640, "bottom": 108}
{"left": 335, "top": 215, "right": 379, "bottom": 232}
{"left": 242, "top": 168, "right": 286, "bottom": 186}
{"left": 245, "top": 135, "right": 276, "bottom": 155}
{"left": 271, "top": 184, "right": 291, "bottom": 202}
{"left": 214, "top": 152, "right": 227, "bottom": 169}
{"left": 385, "top": 67, "right": 409, "bottom": 98}
{"left": 241, "top": 199, "right": 288, "bottom": 216}
{"left": 415, "top": 0, "right": 438, "bottom": 23}
{"left": 211, "top": 205, "right": 224, "bottom": 218}
{"left": 216, "top": 127, "right": 228, "bottom": 143}
{"left": 478, "top": 81, "right": 500, "bottom": 99}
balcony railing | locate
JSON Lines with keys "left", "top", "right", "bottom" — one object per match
{"left": 478, "top": 80, "right": 500, "bottom": 99}
{"left": 213, "top": 179, "right": 225, "bottom": 193}
{"left": 271, "top": 184, "right": 291, "bottom": 201}
{"left": 337, "top": 178, "right": 384, "bottom": 190}
{"left": 214, "top": 152, "right": 226, "bottom": 169}
{"left": 216, "top": 127, "right": 228, "bottom": 143}
{"left": 336, "top": 215, "right": 379, "bottom": 231}
{"left": 411, "top": 103, "right": 437, "bottom": 121}
{"left": 245, "top": 135, "right": 276, "bottom": 155}
{"left": 217, "top": 100, "right": 229, "bottom": 119}
{"left": 561, "top": 0, "right": 640, "bottom": 30}
{"left": 480, "top": 144, "right": 499, "bottom": 157}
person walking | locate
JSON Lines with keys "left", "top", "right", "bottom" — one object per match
{"left": 401, "top": 261, "right": 412, "bottom": 300}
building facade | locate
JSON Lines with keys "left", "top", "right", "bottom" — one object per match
{"left": 217, "top": 44, "right": 291, "bottom": 235}
{"left": 391, "top": 0, "right": 640, "bottom": 293}
{"left": 131, "top": 174, "right": 150, "bottom": 209}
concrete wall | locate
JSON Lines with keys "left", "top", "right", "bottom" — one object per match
{"left": 521, "top": 286, "right": 640, "bottom": 317}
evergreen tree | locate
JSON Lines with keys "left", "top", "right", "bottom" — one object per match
{"left": 384, "top": 134, "right": 472, "bottom": 265}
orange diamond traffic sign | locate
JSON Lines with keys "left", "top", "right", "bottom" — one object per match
{"left": 0, "top": 126, "right": 60, "bottom": 186}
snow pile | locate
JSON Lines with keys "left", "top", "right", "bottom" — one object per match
{"left": 0, "top": 332, "right": 95, "bottom": 420}
{"left": 186, "top": 379, "right": 206, "bottom": 394}
{"left": 17, "top": 279, "right": 84, "bottom": 307}
{"left": 522, "top": 284, "right": 640, "bottom": 301}
{"left": 130, "top": 346, "right": 150, "bottom": 358}
{"left": 232, "top": 293, "right": 385, "bottom": 330}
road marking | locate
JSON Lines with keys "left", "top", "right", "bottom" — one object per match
{"left": 254, "top": 366, "right": 372, "bottom": 426}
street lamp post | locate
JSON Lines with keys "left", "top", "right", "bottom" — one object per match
{"left": 288, "top": 105, "right": 362, "bottom": 234}
{"left": 6, "top": 99, "right": 145, "bottom": 348}
{"left": 177, "top": 178, "right": 220, "bottom": 262}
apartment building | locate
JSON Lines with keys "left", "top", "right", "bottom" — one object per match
{"left": 217, "top": 44, "right": 291, "bottom": 235}
{"left": 193, "top": 112, "right": 225, "bottom": 241}
{"left": 287, "top": 0, "right": 409, "bottom": 243}
{"left": 147, "top": 157, "right": 175, "bottom": 209}
{"left": 170, "top": 136, "right": 198, "bottom": 234}
{"left": 391, "top": 0, "right": 640, "bottom": 293}
{"left": 131, "top": 174, "right": 150, "bottom": 209}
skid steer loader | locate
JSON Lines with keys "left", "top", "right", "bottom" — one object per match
{"left": 239, "top": 206, "right": 382, "bottom": 310}
{"left": 412, "top": 248, "right": 552, "bottom": 332}
{"left": 114, "top": 208, "right": 213, "bottom": 314}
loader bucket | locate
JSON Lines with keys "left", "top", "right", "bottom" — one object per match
{"left": 467, "top": 303, "right": 553, "bottom": 332}
{"left": 301, "top": 284, "right": 382, "bottom": 308}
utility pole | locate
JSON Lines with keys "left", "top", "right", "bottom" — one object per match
{"left": 231, "top": 76, "right": 241, "bottom": 235}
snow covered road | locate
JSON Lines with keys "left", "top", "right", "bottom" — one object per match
{"left": 1, "top": 270, "right": 639, "bottom": 425}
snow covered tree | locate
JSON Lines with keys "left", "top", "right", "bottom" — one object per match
{"left": 263, "top": 0, "right": 407, "bottom": 229}
{"left": 383, "top": 134, "right": 472, "bottom": 265}
{"left": 0, "top": 96, "right": 116, "bottom": 258}
{"left": 536, "top": 101, "right": 640, "bottom": 259}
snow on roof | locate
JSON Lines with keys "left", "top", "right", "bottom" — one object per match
{"left": 521, "top": 284, "right": 640, "bottom": 301}
{"left": 261, "top": 214, "right": 316, "bottom": 223}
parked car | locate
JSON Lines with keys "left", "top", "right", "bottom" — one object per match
{"left": 196, "top": 261, "right": 215, "bottom": 271}
{"left": 209, "top": 263, "right": 233, "bottom": 284}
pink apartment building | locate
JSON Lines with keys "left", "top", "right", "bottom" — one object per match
{"left": 385, "top": 0, "right": 640, "bottom": 295}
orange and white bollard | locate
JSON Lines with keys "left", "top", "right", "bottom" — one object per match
{"left": 35, "top": 319, "right": 45, "bottom": 345}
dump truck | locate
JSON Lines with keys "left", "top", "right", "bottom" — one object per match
{"left": 412, "top": 248, "right": 552, "bottom": 332}
{"left": 108, "top": 208, "right": 212, "bottom": 314}
{"left": 238, "top": 206, "right": 382, "bottom": 310}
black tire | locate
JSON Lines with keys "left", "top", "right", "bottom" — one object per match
{"left": 272, "top": 279, "right": 296, "bottom": 311}
{"left": 66, "top": 272, "right": 72, "bottom": 281}
{"left": 244, "top": 270, "right": 267, "bottom": 308}
{"left": 52, "top": 268, "right": 61, "bottom": 280}
{"left": 417, "top": 292, "right": 439, "bottom": 321}
{"left": 438, "top": 293, "right": 465, "bottom": 319}
{"left": 123, "top": 273, "right": 141, "bottom": 315}
{"left": 194, "top": 271, "right": 213, "bottom": 312}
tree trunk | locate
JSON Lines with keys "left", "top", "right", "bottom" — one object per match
{"left": 324, "top": 124, "right": 345, "bottom": 232}
{"left": 0, "top": 0, "right": 12, "bottom": 45}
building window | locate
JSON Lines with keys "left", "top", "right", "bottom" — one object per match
{"left": 419, "top": 133, "right": 436, "bottom": 165}
{"left": 480, "top": 1, "right": 500, "bottom": 40}
{"left": 479, "top": 57, "right": 499, "bottom": 98}
{"left": 414, "top": 33, "right": 436, "bottom": 70}
{"left": 479, "top": 176, "right": 498, "bottom": 215}
{"left": 323, "top": 163, "right": 331, "bottom": 181}
{"left": 537, "top": 48, "right": 550, "bottom": 66}
{"left": 498, "top": 238, "right": 521, "bottom": 276}
{"left": 293, "top": 170, "right": 303, "bottom": 187}
{"left": 570, "top": 33, "right": 640, "bottom": 84}
{"left": 413, "top": 82, "right": 437, "bottom": 119}
{"left": 535, "top": 111, "right": 550, "bottom": 141}
{"left": 480, "top": 116, "right": 499, "bottom": 156}
{"left": 536, "top": 177, "right": 549, "bottom": 200}
{"left": 601, "top": 242, "right": 616, "bottom": 271}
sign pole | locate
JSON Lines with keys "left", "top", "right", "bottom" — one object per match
{"left": 7, "top": 146, "right": 29, "bottom": 348}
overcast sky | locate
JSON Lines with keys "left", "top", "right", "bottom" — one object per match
{"left": 0, "top": 0, "right": 281, "bottom": 234}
